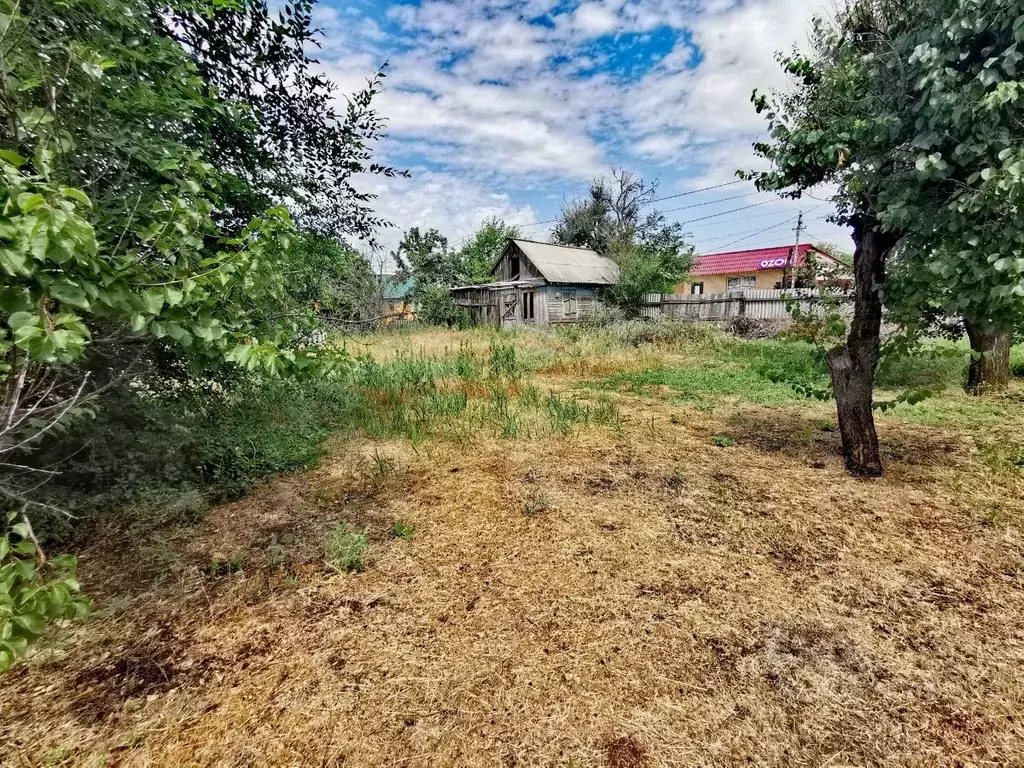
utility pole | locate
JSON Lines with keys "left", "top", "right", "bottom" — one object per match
{"left": 786, "top": 210, "right": 804, "bottom": 291}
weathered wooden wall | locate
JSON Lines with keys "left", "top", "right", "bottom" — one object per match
{"left": 495, "top": 243, "right": 543, "bottom": 282}
{"left": 452, "top": 284, "right": 603, "bottom": 327}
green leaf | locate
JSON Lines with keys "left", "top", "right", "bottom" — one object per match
{"left": 59, "top": 187, "right": 92, "bottom": 207}
{"left": 0, "top": 150, "right": 26, "bottom": 167}
{"left": 16, "top": 193, "right": 46, "bottom": 213}
{"left": 50, "top": 281, "right": 91, "bottom": 310}
{"left": 7, "top": 311, "right": 37, "bottom": 331}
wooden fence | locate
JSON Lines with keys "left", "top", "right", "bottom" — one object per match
{"left": 640, "top": 289, "right": 839, "bottom": 322}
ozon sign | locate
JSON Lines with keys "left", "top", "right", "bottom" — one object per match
{"left": 758, "top": 257, "right": 790, "bottom": 270}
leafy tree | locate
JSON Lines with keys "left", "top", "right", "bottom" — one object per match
{"left": 554, "top": 178, "right": 615, "bottom": 253}
{"left": 0, "top": 0, "right": 398, "bottom": 661}
{"left": 155, "top": 0, "right": 407, "bottom": 241}
{"left": 751, "top": 0, "right": 1024, "bottom": 473}
{"left": 875, "top": 0, "right": 1024, "bottom": 394}
{"left": 393, "top": 228, "right": 458, "bottom": 287}
{"left": 458, "top": 218, "right": 520, "bottom": 284}
{"left": 391, "top": 227, "right": 472, "bottom": 326}
{"left": 555, "top": 169, "right": 693, "bottom": 314}
{"left": 417, "top": 285, "right": 468, "bottom": 327}
{"left": 749, "top": 0, "right": 919, "bottom": 476}
{"left": 284, "top": 234, "right": 378, "bottom": 320}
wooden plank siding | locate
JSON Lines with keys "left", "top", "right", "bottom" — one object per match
{"left": 641, "top": 289, "right": 845, "bottom": 321}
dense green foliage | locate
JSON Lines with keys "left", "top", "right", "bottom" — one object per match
{"left": 459, "top": 218, "right": 520, "bottom": 284}
{"left": 0, "top": 0, "right": 398, "bottom": 663}
{"left": 157, "top": 0, "right": 407, "bottom": 240}
{"left": 0, "top": 512, "right": 90, "bottom": 671}
{"left": 752, "top": 0, "right": 1024, "bottom": 356}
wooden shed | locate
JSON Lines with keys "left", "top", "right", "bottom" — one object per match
{"left": 451, "top": 239, "right": 620, "bottom": 328}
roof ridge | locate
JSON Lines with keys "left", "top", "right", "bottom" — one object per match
{"left": 701, "top": 243, "right": 816, "bottom": 258}
{"left": 513, "top": 237, "right": 599, "bottom": 253}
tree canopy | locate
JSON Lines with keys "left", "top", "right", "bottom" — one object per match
{"left": 554, "top": 169, "right": 693, "bottom": 314}
{"left": 749, "top": 0, "right": 1024, "bottom": 472}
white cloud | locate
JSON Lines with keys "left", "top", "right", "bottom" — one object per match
{"left": 571, "top": 2, "right": 621, "bottom": 36}
{"left": 356, "top": 170, "right": 539, "bottom": 256}
{"left": 318, "top": 0, "right": 851, "bottom": 251}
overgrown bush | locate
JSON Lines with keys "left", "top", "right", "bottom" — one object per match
{"left": 26, "top": 373, "right": 357, "bottom": 543}
{"left": 605, "top": 319, "right": 717, "bottom": 348}
{"left": 727, "top": 316, "right": 789, "bottom": 340}
{"left": 418, "top": 285, "right": 470, "bottom": 327}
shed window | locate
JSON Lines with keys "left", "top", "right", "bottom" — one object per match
{"left": 562, "top": 290, "right": 578, "bottom": 318}
{"left": 727, "top": 276, "right": 756, "bottom": 291}
{"left": 510, "top": 254, "right": 520, "bottom": 280}
{"left": 690, "top": 282, "right": 704, "bottom": 295}
{"left": 522, "top": 290, "right": 536, "bottom": 320}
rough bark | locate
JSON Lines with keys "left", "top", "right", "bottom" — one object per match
{"left": 825, "top": 213, "right": 898, "bottom": 477}
{"left": 964, "top": 316, "right": 1011, "bottom": 395}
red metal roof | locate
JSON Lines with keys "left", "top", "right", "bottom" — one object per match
{"left": 691, "top": 244, "right": 822, "bottom": 277}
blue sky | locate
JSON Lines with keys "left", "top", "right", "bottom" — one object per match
{"left": 314, "top": 0, "right": 851, "bottom": 258}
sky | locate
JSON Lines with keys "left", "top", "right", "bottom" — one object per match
{"left": 316, "top": 0, "right": 852, "bottom": 259}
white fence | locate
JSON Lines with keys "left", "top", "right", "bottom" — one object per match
{"left": 640, "top": 289, "right": 838, "bottom": 322}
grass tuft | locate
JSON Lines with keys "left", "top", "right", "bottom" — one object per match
{"left": 325, "top": 524, "right": 369, "bottom": 573}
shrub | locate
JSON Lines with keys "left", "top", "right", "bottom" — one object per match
{"left": 418, "top": 285, "right": 469, "bottom": 327}
{"left": 728, "top": 316, "right": 789, "bottom": 340}
{"left": 24, "top": 373, "right": 358, "bottom": 543}
{"left": 581, "top": 302, "right": 627, "bottom": 328}
{"left": 0, "top": 513, "right": 90, "bottom": 671}
{"left": 606, "top": 319, "right": 717, "bottom": 348}
{"left": 325, "top": 524, "right": 369, "bottom": 572}
{"left": 522, "top": 488, "right": 551, "bottom": 516}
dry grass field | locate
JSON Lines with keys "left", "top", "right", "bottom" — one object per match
{"left": 3, "top": 324, "right": 1024, "bottom": 767}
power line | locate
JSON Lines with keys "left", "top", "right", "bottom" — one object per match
{"left": 700, "top": 214, "right": 831, "bottom": 243}
{"left": 649, "top": 178, "right": 745, "bottom": 203}
{"left": 681, "top": 204, "right": 811, "bottom": 232}
{"left": 700, "top": 202, "right": 829, "bottom": 251}
{"left": 673, "top": 199, "right": 776, "bottom": 225}
{"left": 517, "top": 178, "right": 751, "bottom": 230}
{"left": 709, "top": 215, "right": 803, "bottom": 251}
{"left": 652, "top": 190, "right": 755, "bottom": 213}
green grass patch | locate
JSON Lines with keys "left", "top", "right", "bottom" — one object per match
{"left": 602, "top": 365, "right": 806, "bottom": 406}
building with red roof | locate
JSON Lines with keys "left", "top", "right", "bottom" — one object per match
{"left": 675, "top": 243, "right": 840, "bottom": 295}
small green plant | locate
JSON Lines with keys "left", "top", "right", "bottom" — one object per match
{"left": 208, "top": 552, "right": 244, "bottom": 578}
{"left": 392, "top": 520, "right": 415, "bottom": 541}
{"left": 325, "top": 524, "right": 369, "bottom": 573}
{"left": 488, "top": 340, "right": 520, "bottom": 379}
{"left": 817, "top": 420, "right": 836, "bottom": 432}
{"left": 522, "top": 488, "right": 551, "bottom": 516}
{"left": 367, "top": 450, "right": 400, "bottom": 488}
{"left": 712, "top": 434, "right": 734, "bottom": 448}
{"left": 500, "top": 413, "right": 522, "bottom": 439}
{"left": 1, "top": 513, "right": 90, "bottom": 672}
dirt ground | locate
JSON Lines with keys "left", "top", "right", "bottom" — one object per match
{"left": 3, "top": 329, "right": 1024, "bottom": 767}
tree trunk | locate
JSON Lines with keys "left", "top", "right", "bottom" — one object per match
{"left": 825, "top": 213, "right": 898, "bottom": 477}
{"left": 964, "top": 316, "right": 1011, "bottom": 394}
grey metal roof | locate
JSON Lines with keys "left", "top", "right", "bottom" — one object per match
{"left": 511, "top": 239, "right": 620, "bottom": 285}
